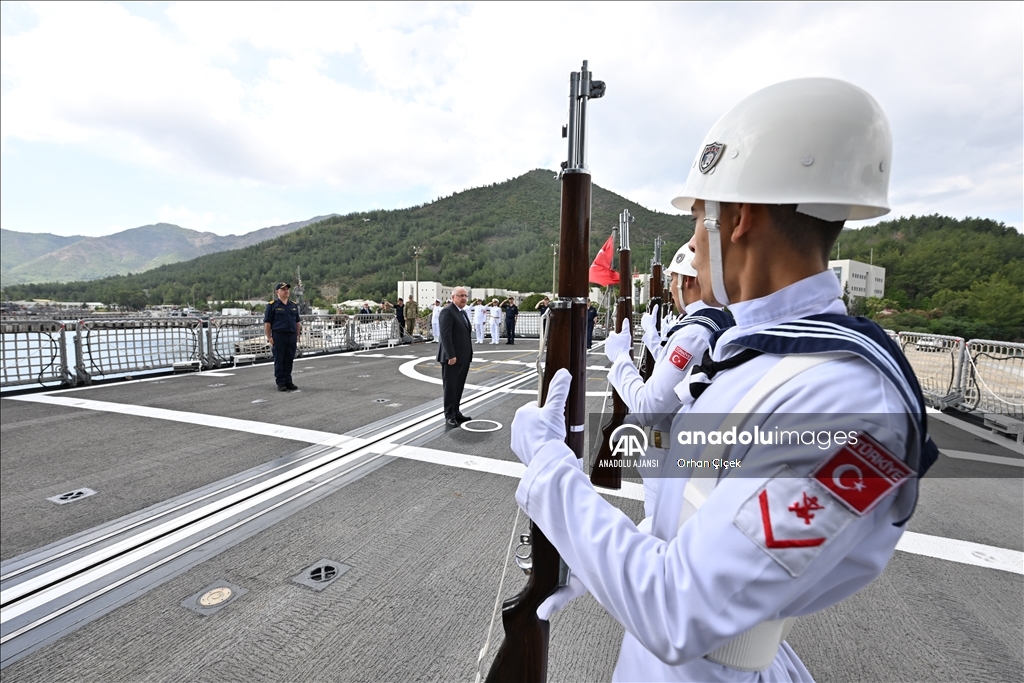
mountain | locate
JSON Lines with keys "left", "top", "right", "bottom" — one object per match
{"left": 0, "top": 230, "right": 85, "bottom": 274}
{"left": 2, "top": 170, "right": 695, "bottom": 304}
{"left": 9, "top": 171, "right": 1019, "bottom": 338}
{"left": 0, "top": 216, "right": 336, "bottom": 286}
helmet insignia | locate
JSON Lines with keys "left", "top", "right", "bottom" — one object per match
{"left": 699, "top": 142, "right": 725, "bottom": 174}
{"left": 676, "top": 253, "right": 685, "bottom": 263}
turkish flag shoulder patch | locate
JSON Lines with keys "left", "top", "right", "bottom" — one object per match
{"left": 734, "top": 466, "right": 856, "bottom": 577}
{"left": 668, "top": 346, "right": 693, "bottom": 370}
{"left": 810, "top": 432, "right": 913, "bottom": 515}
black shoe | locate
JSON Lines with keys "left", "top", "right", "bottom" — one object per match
{"left": 456, "top": 414, "right": 472, "bottom": 424}
{"left": 445, "top": 418, "right": 460, "bottom": 428}
{"left": 278, "top": 385, "right": 289, "bottom": 392}
{"left": 286, "top": 383, "right": 298, "bottom": 391}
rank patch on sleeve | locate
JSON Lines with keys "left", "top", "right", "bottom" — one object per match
{"left": 810, "top": 432, "right": 913, "bottom": 515}
{"left": 668, "top": 346, "right": 693, "bottom": 370}
{"left": 734, "top": 466, "right": 856, "bottom": 577}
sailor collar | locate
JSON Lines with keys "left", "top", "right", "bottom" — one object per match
{"left": 719, "top": 271, "right": 845, "bottom": 347}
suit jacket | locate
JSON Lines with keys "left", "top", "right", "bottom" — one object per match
{"left": 436, "top": 303, "right": 474, "bottom": 365}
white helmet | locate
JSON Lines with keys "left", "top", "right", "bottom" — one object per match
{"left": 666, "top": 244, "right": 698, "bottom": 277}
{"left": 672, "top": 78, "right": 892, "bottom": 220}
{"left": 671, "top": 78, "right": 893, "bottom": 305}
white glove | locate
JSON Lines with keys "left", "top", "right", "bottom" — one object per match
{"left": 511, "top": 368, "right": 571, "bottom": 466}
{"left": 661, "top": 313, "right": 678, "bottom": 340}
{"left": 537, "top": 571, "right": 588, "bottom": 620}
{"left": 604, "top": 318, "right": 633, "bottom": 364}
{"left": 640, "top": 304, "right": 660, "bottom": 356}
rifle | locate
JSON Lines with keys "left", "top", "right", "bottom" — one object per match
{"left": 637, "top": 236, "right": 664, "bottom": 382}
{"left": 483, "top": 60, "right": 604, "bottom": 683}
{"left": 588, "top": 209, "right": 634, "bottom": 490}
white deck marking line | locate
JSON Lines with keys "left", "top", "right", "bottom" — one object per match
{"left": 927, "top": 408, "right": 1023, "bottom": 454}
{"left": 198, "top": 372, "right": 235, "bottom": 377}
{"left": 7, "top": 394, "right": 1019, "bottom": 575}
{"left": 941, "top": 449, "right": 1024, "bottom": 467}
{"left": 894, "top": 532, "right": 1023, "bottom": 575}
{"left": 6, "top": 394, "right": 351, "bottom": 447}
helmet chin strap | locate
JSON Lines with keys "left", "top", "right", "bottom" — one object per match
{"left": 704, "top": 200, "right": 730, "bottom": 306}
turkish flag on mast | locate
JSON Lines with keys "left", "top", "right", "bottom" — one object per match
{"left": 589, "top": 233, "right": 619, "bottom": 286}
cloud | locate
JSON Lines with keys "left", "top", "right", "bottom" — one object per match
{"left": 1, "top": 1, "right": 1021, "bottom": 234}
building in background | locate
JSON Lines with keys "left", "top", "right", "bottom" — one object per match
{"left": 828, "top": 259, "right": 885, "bottom": 299}
{"left": 396, "top": 281, "right": 524, "bottom": 304}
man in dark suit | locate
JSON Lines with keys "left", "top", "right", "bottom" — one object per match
{"left": 436, "top": 286, "right": 473, "bottom": 428}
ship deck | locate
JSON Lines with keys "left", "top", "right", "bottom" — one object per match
{"left": 1, "top": 341, "right": 1021, "bottom": 682}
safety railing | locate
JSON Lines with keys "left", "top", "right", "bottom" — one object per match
{"left": 350, "top": 314, "right": 402, "bottom": 349}
{"left": 961, "top": 339, "right": 1024, "bottom": 420}
{"left": 1, "top": 320, "right": 75, "bottom": 388}
{"left": 301, "top": 314, "right": 357, "bottom": 354}
{"left": 76, "top": 318, "right": 204, "bottom": 385}
{"left": 207, "top": 316, "right": 270, "bottom": 366}
{"left": 898, "top": 332, "right": 967, "bottom": 409}
{"left": 3, "top": 315, "right": 1023, "bottom": 428}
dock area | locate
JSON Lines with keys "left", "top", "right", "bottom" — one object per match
{"left": 1, "top": 341, "right": 1022, "bottom": 682}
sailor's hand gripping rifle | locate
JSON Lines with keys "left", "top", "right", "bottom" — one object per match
{"left": 483, "top": 61, "right": 604, "bottom": 683}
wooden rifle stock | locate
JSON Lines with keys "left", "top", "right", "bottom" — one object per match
{"left": 589, "top": 211, "right": 633, "bottom": 490}
{"left": 638, "top": 243, "right": 664, "bottom": 382}
{"left": 484, "top": 60, "right": 602, "bottom": 681}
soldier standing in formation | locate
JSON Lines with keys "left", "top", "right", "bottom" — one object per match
{"left": 430, "top": 299, "right": 442, "bottom": 342}
{"left": 488, "top": 298, "right": 502, "bottom": 344}
{"left": 509, "top": 78, "right": 936, "bottom": 682}
{"left": 473, "top": 298, "right": 487, "bottom": 343}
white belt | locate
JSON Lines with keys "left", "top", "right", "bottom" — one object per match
{"left": 705, "top": 617, "right": 795, "bottom": 671}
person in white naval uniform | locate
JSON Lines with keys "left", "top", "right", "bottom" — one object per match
{"left": 488, "top": 299, "right": 502, "bottom": 344}
{"left": 508, "top": 78, "right": 937, "bottom": 682}
{"left": 430, "top": 299, "right": 442, "bottom": 342}
{"left": 604, "top": 245, "right": 731, "bottom": 517}
{"left": 473, "top": 299, "right": 487, "bottom": 343}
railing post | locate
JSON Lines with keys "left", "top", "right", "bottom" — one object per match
{"left": 75, "top": 320, "right": 91, "bottom": 386}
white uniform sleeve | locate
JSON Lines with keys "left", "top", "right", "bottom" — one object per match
{"left": 607, "top": 325, "right": 712, "bottom": 420}
{"left": 516, "top": 359, "right": 911, "bottom": 667}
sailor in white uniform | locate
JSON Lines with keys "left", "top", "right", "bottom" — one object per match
{"left": 488, "top": 299, "right": 502, "bottom": 344}
{"left": 474, "top": 299, "right": 487, "bottom": 343}
{"left": 604, "top": 245, "right": 731, "bottom": 516}
{"left": 509, "top": 78, "right": 938, "bottom": 682}
{"left": 430, "top": 299, "right": 442, "bottom": 342}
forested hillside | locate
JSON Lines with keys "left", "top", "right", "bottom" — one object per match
{"left": 833, "top": 215, "right": 1023, "bottom": 340}
{"left": 3, "top": 170, "right": 694, "bottom": 305}
{"left": 4, "top": 174, "right": 1021, "bottom": 340}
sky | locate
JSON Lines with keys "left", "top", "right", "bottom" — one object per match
{"left": 1, "top": 1, "right": 1021, "bottom": 238}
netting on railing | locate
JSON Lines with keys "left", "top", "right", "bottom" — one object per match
{"left": 961, "top": 339, "right": 1024, "bottom": 419}
{"left": 76, "top": 318, "right": 204, "bottom": 383}
{"left": 350, "top": 314, "right": 401, "bottom": 348}
{"left": 207, "top": 316, "right": 269, "bottom": 365}
{"left": 300, "top": 315, "right": 355, "bottom": 354}
{"left": 0, "top": 320, "right": 74, "bottom": 388}
{"left": 898, "top": 332, "right": 966, "bottom": 406}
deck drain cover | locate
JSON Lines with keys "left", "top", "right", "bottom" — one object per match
{"left": 373, "top": 398, "right": 389, "bottom": 403}
{"left": 182, "top": 580, "right": 248, "bottom": 615}
{"left": 48, "top": 488, "right": 97, "bottom": 505}
{"left": 292, "top": 559, "right": 350, "bottom": 591}
{"left": 199, "top": 587, "right": 233, "bottom": 606}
